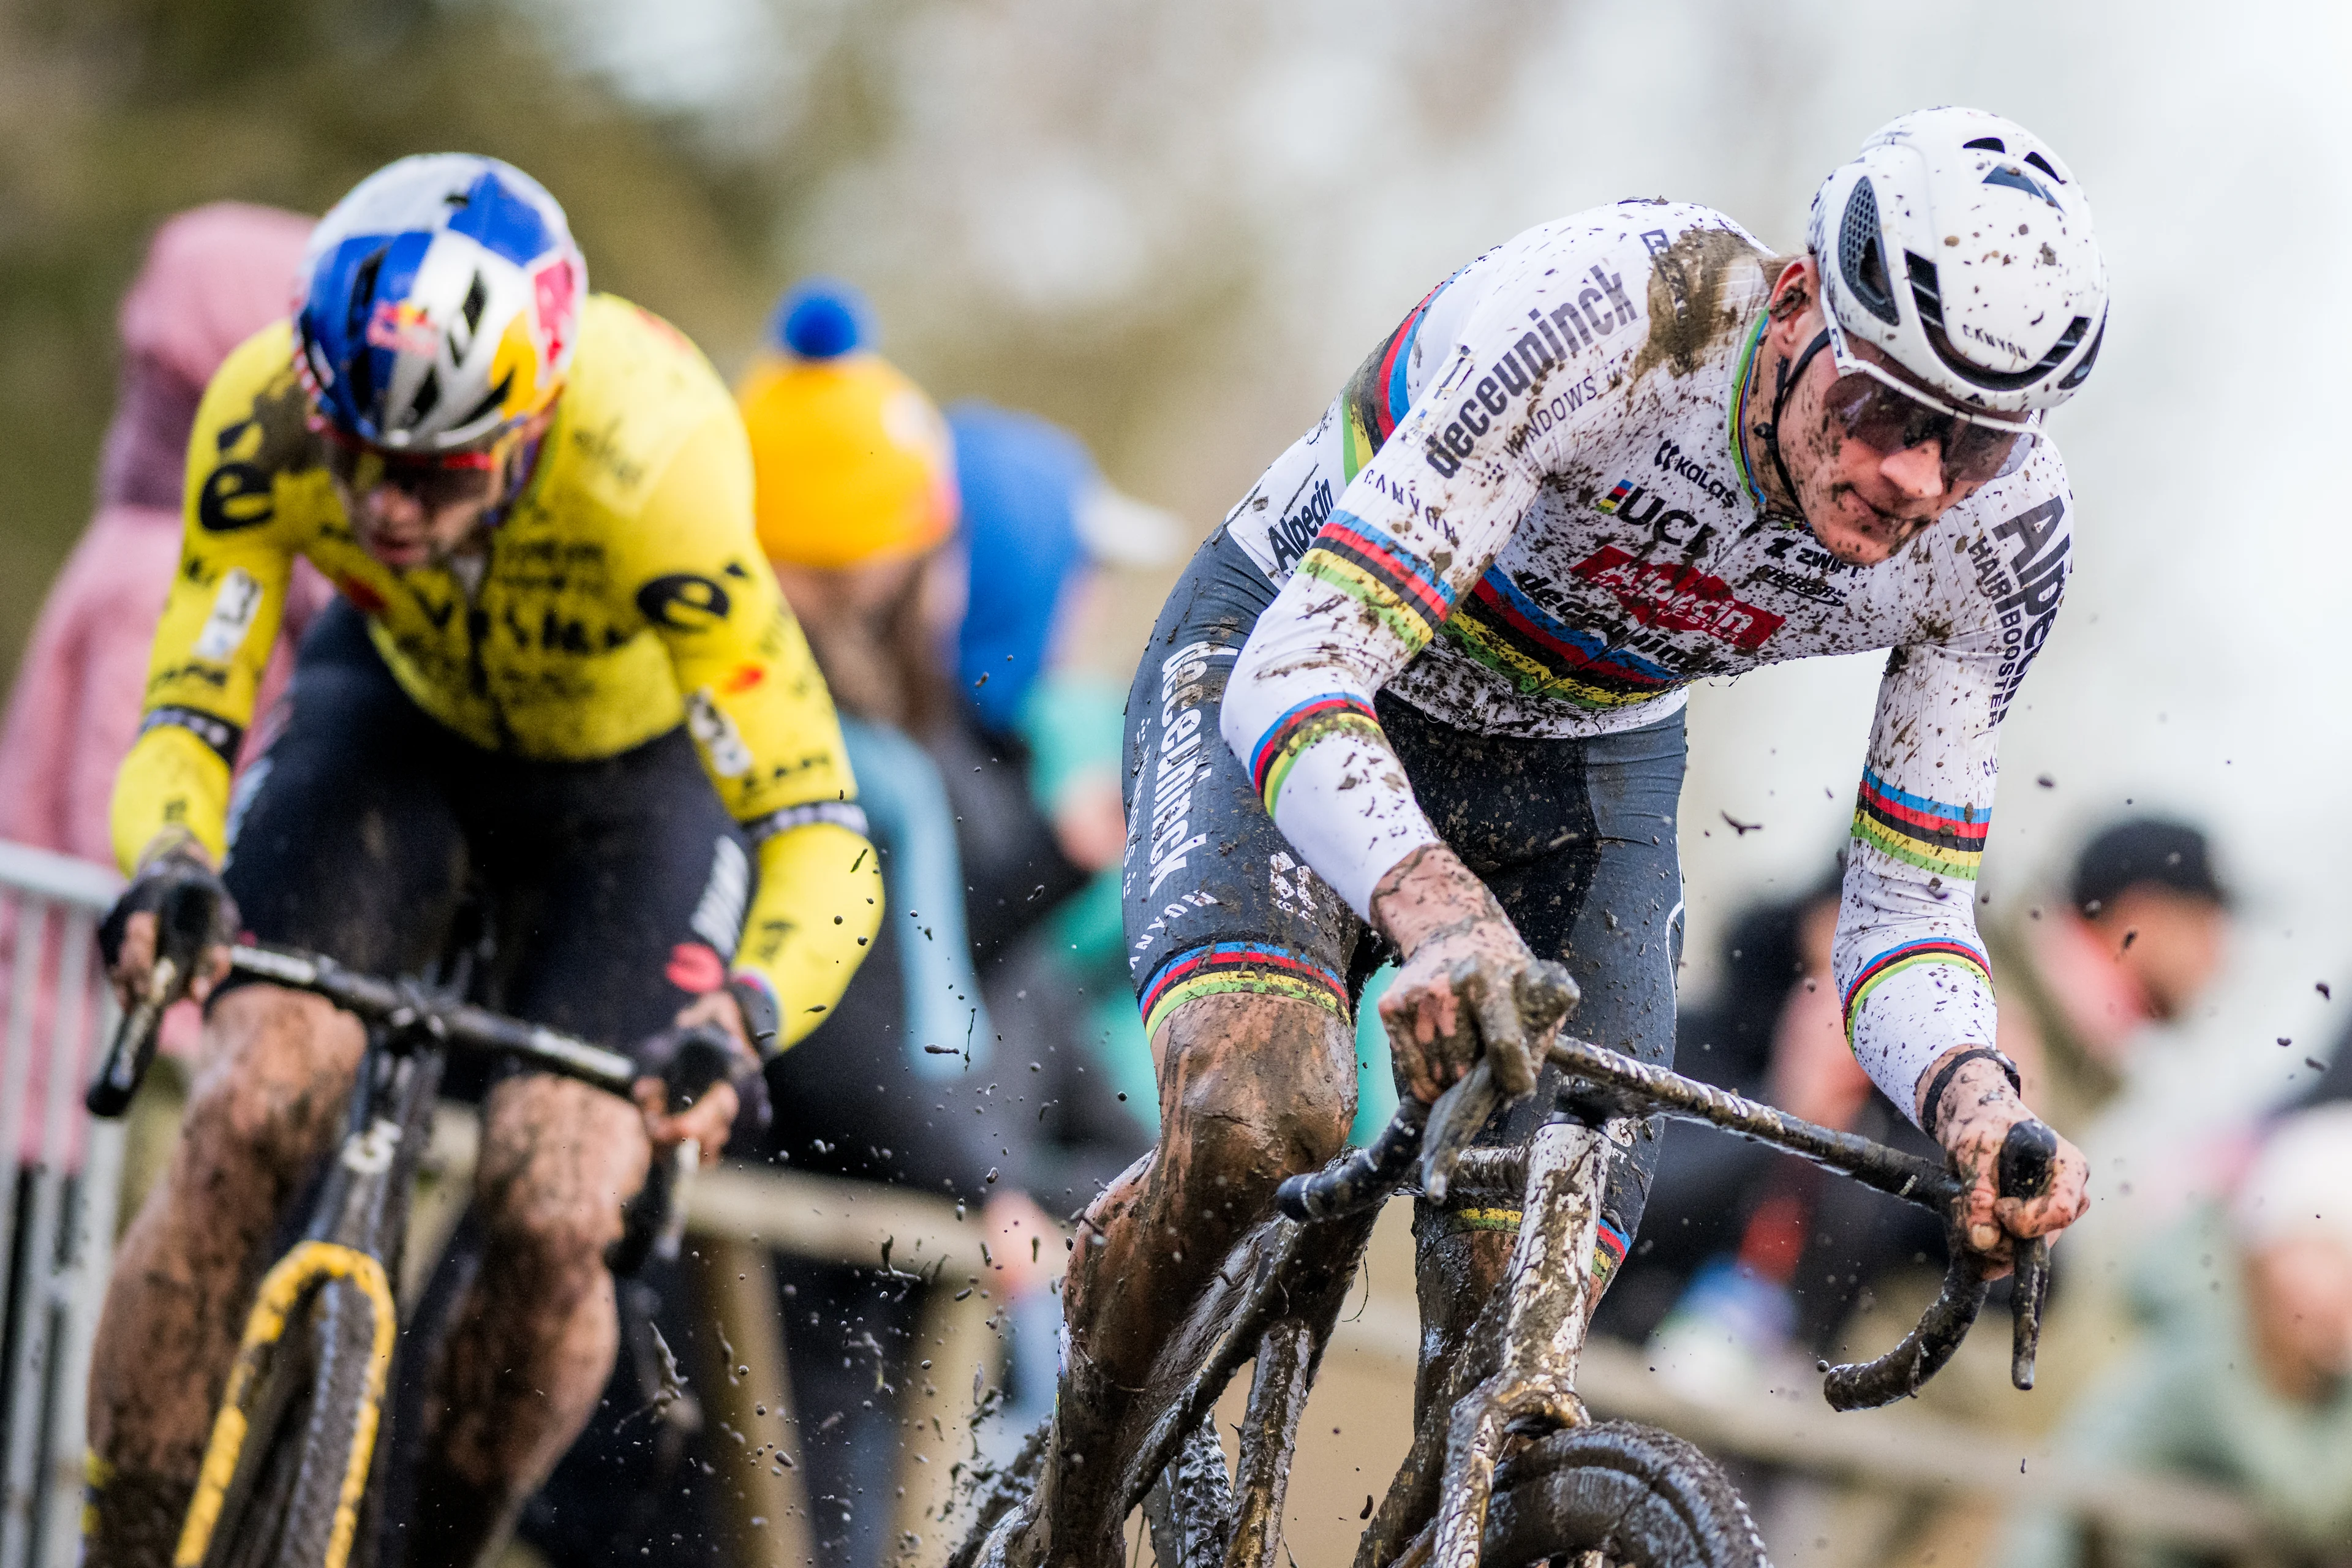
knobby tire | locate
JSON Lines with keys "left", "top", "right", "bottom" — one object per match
{"left": 1479, "top": 1420, "right": 1770, "bottom": 1568}
{"left": 205, "top": 1278, "right": 380, "bottom": 1568}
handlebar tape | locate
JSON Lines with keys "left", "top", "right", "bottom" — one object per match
{"left": 1276, "top": 1097, "right": 1431, "bottom": 1222}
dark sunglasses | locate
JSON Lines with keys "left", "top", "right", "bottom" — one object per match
{"left": 317, "top": 422, "right": 508, "bottom": 510}
{"left": 1797, "top": 331, "right": 2035, "bottom": 486}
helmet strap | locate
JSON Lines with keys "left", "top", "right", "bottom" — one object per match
{"left": 1755, "top": 328, "right": 1832, "bottom": 519}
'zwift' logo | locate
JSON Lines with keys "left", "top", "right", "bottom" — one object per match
{"left": 1424, "top": 265, "right": 1634, "bottom": 478}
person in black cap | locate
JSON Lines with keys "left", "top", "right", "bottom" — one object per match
{"left": 1991, "top": 816, "right": 2233, "bottom": 1137}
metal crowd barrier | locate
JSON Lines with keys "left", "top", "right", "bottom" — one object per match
{"left": 0, "top": 818, "right": 1005, "bottom": 1568}
{"left": 0, "top": 840, "right": 124, "bottom": 1568}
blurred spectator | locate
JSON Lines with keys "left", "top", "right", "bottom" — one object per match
{"left": 1991, "top": 817, "right": 2232, "bottom": 1136}
{"left": 946, "top": 399, "right": 1174, "bottom": 1125}
{"left": 0, "top": 203, "right": 328, "bottom": 864}
{"left": 1780, "top": 818, "right": 2234, "bottom": 1568}
{"left": 937, "top": 399, "right": 1172, "bottom": 1447}
{"left": 0, "top": 203, "right": 327, "bottom": 1171}
{"left": 2003, "top": 1103, "right": 2352, "bottom": 1568}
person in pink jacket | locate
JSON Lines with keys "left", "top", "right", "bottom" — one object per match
{"left": 0, "top": 202, "right": 325, "bottom": 1168}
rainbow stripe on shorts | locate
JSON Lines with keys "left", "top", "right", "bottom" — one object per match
{"left": 1137, "top": 942, "right": 1351, "bottom": 1041}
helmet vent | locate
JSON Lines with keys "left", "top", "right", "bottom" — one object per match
{"left": 455, "top": 372, "right": 513, "bottom": 434}
{"left": 2023, "top": 151, "right": 2063, "bottom": 183}
{"left": 1909, "top": 247, "right": 2093, "bottom": 391}
{"left": 1838, "top": 178, "right": 1901, "bottom": 326}
{"left": 2056, "top": 320, "right": 2103, "bottom": 390}
{"left": 1983, "top": 165, "right": 2061, "bottom": 209}
{"left": 1905, "top": 252, "right": 1943, "bottom": 328}
{"left": 461, "top": 273, "right": 488, "bottom": 337}
{"left": 408, "top": 366, "right": 442, "bottom": 425}
{"left": 1964, "top": 135, "right": 2006, "bottom": 152}
{"left": 347, "top": 247, "right": 386, "bottom": 344}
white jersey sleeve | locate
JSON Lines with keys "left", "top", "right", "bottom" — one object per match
{"left": 1218, "top": 233, "right": 1624, "bottom": 916}
{"left": 1833, "top": 481, "right": 2071, "bottom": 1123}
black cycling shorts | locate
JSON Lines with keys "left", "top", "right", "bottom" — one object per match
{"left": 1121, "top": 527, "right": 1687, "bottom": 1247}
{"left": 222, "top": 599, "right": 749, "bottom": 1059}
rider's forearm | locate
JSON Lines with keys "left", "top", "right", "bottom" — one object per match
{"left": 1369, "top": 842, "right": 1506, "bottom": 953}
{"left": 1216, "top": 387, "right": 1542, "bottom": 920}
{"left": 1216, "top": 595, "right": 1442, "bottom": 919}
{"left": 734, "top": 819, "right": 884, "bottom": 1050}
{"left": 1916, "top": 1047, "right": 2024, "bottom": 1141}
{"left": 109, "top": 724, "right": 234, "bottom": 873}
{"left": 1833, "top": 639, "right": 2013, "bottom": 1126}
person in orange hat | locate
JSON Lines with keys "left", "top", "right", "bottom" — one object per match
{"left": 553, "top": 284, "right": 1053, "bottom": 1568}
{"left": 737, "top": 283, "right": 960, "bottom": 726}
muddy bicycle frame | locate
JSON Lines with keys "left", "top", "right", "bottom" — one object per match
{"left": 1103, "top": 1033, "right": 2054, "bottom": 1568}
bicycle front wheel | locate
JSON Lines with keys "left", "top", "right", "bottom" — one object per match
{"left": 1480, "top": 1420, "right": 1770, "bottom": 1568}
{"left": 197, "top": 1272, "right": 392, "bottom": 1568}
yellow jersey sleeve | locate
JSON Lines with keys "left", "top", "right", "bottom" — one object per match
{"left": 109, "top": 325, "right": 313, "bottom": 872}
{"left": 619, "top": 405, "right": 882, "bottom": 1048}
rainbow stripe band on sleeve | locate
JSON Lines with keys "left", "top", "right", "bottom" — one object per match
{"left": 1841, "top": 938, "right": 1992, "bottom": 1047}
{"left": 1852, "top": 767, "right": 1990, "bottom": 880}
{"left": 1138, "top": 942, "right": 1351, "bottom": 1040}
{"left": 1340, "top": 281, "right": 1447, "bottom": 481}
{"left": 1248, "top": 693, "right": 1386, "bottom": 813}
{"left": 1295, "top": 514, "right": 1458, "bottom": 655}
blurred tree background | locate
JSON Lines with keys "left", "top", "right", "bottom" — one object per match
{"left": 0, "top": 0, "right": 1569, "bottom": 688}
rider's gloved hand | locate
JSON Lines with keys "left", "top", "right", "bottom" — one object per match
{"left": 1369, "top": 843, "right": 1574, "bottom": 1103}
{"left": 97, "top": 839, "right": 238, "bottom": 1012}
{"left": 1918, "top": 1046, "right": 2090, "bottom": 1275}
{"left": 633, "top": 984, "right": 774, "bottom": 1156}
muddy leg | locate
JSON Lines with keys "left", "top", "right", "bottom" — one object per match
{"left": 1019, "top": 991, "right": 1355, "bottom": 1568}
{"left": 404, "top": 1074, "right": 649, "bottom": 1567}
{"left": 83, "top": 987, "right": 364, "bottom": 1568}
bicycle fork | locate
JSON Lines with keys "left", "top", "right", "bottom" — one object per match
{"left": 1417, "top": 1117, "right": 1618, "bottom": 1568}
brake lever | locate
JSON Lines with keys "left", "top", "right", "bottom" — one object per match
{"left": 1420, "top": 1060, "right": 1504, "bottom": 1205}
{"left": 86, "top": 877, "right": 216, "bottom": 1118}
{"left": 1999, "top": 1118, "right": 2059, "bottom": 1391}
{"left": 650, "top": 1025, "right": 734, "bottom": 1264}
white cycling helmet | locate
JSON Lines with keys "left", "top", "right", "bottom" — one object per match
{"left": 1808, "top": 108, "right": 2106, "bottom": 426}
{"left": 295, "top": 153, "right": 585, "bottom": 452}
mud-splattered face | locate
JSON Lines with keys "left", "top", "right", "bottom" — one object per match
{"left": 1763, "top": 261, "right": 1989, "bottom": 565}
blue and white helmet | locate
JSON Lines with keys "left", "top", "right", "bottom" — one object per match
{"left": 294, "top": 154, "right": 585, "bottom": 452}
{"left": 1809, "top": 108, "right": 2107, "bottom": 424}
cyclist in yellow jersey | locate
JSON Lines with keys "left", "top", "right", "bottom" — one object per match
{"left": 84, "top": 155, "right": 882, "bottom": 1567}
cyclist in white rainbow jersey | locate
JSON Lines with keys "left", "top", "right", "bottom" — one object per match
{"left": 1011, "top": 107, "right": 2108, "bottom": 1564}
